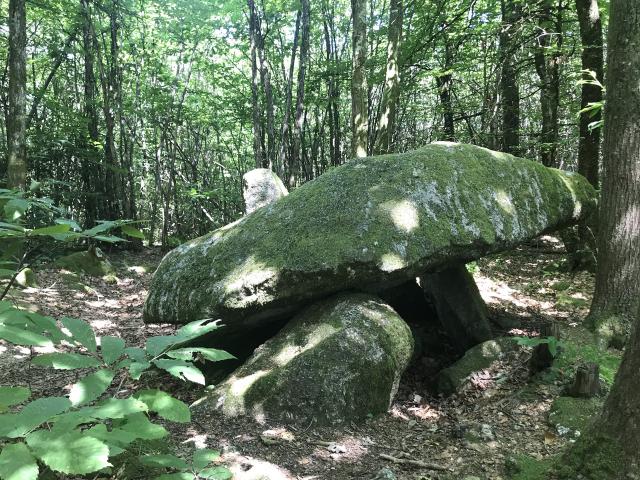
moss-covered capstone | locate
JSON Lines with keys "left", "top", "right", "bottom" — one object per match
{"left": 437, "top": 337, "right": 515, "bottom": 395}
{"left": 198, "top": 293, "right": 413, "bottom": 425}
{"left": 144, "top": 142, "right": 597, "bottom": 327}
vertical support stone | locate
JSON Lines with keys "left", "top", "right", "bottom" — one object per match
{"left": 242, "top": 168, "right": 288, "bottom": 214}
{"left": 421, "top": 264, "right": 493, "bottom": 353}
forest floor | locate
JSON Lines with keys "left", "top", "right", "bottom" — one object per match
{"left": 1, "top": 237, "right": 621, "bottom": 480}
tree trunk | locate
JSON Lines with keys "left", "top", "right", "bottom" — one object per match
{"left": 322, "top": 3, "right": 342, "bottom": 166}
{"left": 247, "top": 0, "right": 264, "bottom": 169}
{"left": 278, "top": 11, "right": 300, "bottom": 180}
{"left": 575, "top": 0, "right": 603, "bottom": 187}
{"left": 499, "top": 0, "right": 521, "bottom": 156}
{"left": 81, "top": 0, "right": 100, "bottom": 226}
{"left": 587, "top": 0, "right": 640, "bottom": 342}
{"left": 374, "top": 0, "right": 403, "bottom": 154}
{"left": 534, "top": 0, "right": 561, "bottom": 167}
{"left": 291, "top": 0, "right": 310, "bottom": 187}
{"left": 437, "top": 39, "right": 455, "bottom": 142}
{"left": 350, "top": 0, "right": 368, "bottom": 158}
{"left": 7, "top": 0, "right": 27, "bottom": 190}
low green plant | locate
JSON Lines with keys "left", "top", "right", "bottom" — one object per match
{"left": 514, "top": 335, "right": 564, "bottom": 358}
{"left": 0, "top": 301, "right": 234, "bottom": 479}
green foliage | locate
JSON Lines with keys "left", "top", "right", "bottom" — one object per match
{"left": 514, "top": 335, "right": 564, "bottom": 358}
{"left": 0, "top": 303, "right": 233, "bottom": 479}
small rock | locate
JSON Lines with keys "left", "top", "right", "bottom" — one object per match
{"left": 260, "top": 428, "right": 295, "bottom": 445}
{"left": 15, "top": 268, "right": 37, "bottom": 288}
{"left": 327, "top": 443, "right": 347, "bottom": 454}
{"left": 480, "top": 423, "right": 495, "bottom": 441}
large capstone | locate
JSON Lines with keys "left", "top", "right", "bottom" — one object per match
{"left": 144, "top": 142, "right": 597, "bottom": 329}
{"left": 197, "top": 293, "right": 414, "bottom": 425}
{"left": 242, "top": 168, "right": 288, "bottom": 214}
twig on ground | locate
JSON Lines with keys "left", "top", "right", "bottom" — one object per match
{"left": 379, "top": 453, "right": 448, "bottom": 471}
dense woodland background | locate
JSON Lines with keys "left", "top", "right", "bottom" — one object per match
{"left": 0, "top": 0, "right": 604, "bottom": 246}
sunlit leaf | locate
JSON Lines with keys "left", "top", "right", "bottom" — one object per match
{"left": 134, "top": 389, "right": 190, "bottom": 423}
{"left": 69, "top": 369, "right": 115, "bottom": 406}
{"left": 32, "top": 353, "right": 100, "bottom": 370}
{"left": 153, "top": 359, "right": 205, "bottom": 385}
{"left": 61, "top": 317, "right": 97, "bottom": 352}
{"left": 0, "top": 442, "right": 38, "bottom": 480}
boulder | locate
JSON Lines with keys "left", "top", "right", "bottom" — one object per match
{"left": 55, "top": 247, "right": 114, "bottom": 277}
{"left": 144, "top": 142, "right": 597, "bottom": 328}
{"left": 199, "top": 293, "right": 413, "bottom": 425}
{"left": 437, "top": 337, "right": 515, "bottom": 395}
{"left": 421, "top": 264, "right": 493, "bottom": 353}
{"left": 242, "top": 168, "right": 288, "bottom": 214}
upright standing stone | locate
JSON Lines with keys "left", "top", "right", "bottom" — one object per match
{"left": 242, "top": 168, "right": 288, "bottom": 214}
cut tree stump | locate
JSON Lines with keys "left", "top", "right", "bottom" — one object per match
{"left": 529, "top": 320, "right": 561, "bottom": 373}
{"left": 567, "top": 362, "right": 601, "bottom": 398}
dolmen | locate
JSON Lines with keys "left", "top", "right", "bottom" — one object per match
{"left": 144, "top": 142, "right": 597, "bottom": 425}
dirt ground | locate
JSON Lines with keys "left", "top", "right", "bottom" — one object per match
{"left": 0, "top": 237, "right": 612, "bottom": 479}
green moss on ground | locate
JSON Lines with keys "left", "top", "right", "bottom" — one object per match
{"left": 553, "top": 327, "right": 622, "bottom": 385}
{"left": 548, "top": 396, "right": 603, "bottom": 433}
{"left": 507, "top": 455, "right": 554, "bottom": 480}
{"left": 555, "top": 433, "right": 625, "bottom": 479}
{"left": 55, "top": 249, "right": 114, "bottom": 277}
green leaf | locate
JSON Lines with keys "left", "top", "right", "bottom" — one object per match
{"left": 69, "top": 369, "right": 115, "bottom": 406}
{"left": 154, "top": 359, "right": 205, "bottom": 385}
{"left": 146, "top": 335, "right": 179, "bottom": 357}
{"left": 141, "top": 454, "right": 188, "bottom": 470}
{"left": 25, "top": 313, "right": 66, "bottom": 344}
{"left": 129, "top": 361, "right": 151, "bottom": 380}
{"left": 156, "top": 474, "right": 195, "bottom": 480}
{"left": 124, "top": 347, "right": 147, "bottom": 362}
{"left": 192, "top": 449, "right": 220, "bottom": 470}
{"left": 26, "top": 430, "right": 110, "bottom": 475}
{"left": 121, "top": 225, "right": 145, "bottom": 239}
{"left": 85, "top": 424, "right": 137, "bottom": 455}
{"left": 166, "top": 348, "right": 235, "bottom": 363}
{"left": 1, "top": 397, "right": 71, "bottom": 438}
{"left": 199, "top": 466, "right": 232, "bottom": 479}
{"left": 49, "top": 411, "right": 96, "bottom": 433}
{"left": 29, "top": 224, "right": 72, "bottom": 236}
{"left": 134, "top": 390, "right": 190, "bottom": 423}
{"left": 61, "top": 317, "right": 97, "bottom": 352}
{"left": 175, "top": 319, "right": 221, "bottom": 341}
{"left": 0, "top": 325, "right": 53, "bottom": 347}
{"left": 118, "top": 412, "right": 168, "bottom": 440}
{"left": 4, "top": 199, "right": 29, "bottom": 221}
{"left": 0, "top": 387, "right": 31, "bottom": 411}
{"left": 32, "top": 353, "right": 100, "bottom": 370}
{"left": 0, "top": 442, "right": 38, "bottom": 480}
{"left": 0, "top": 269, "right": 15, "bottom": 279}
{"left": 83, "top": 397, "right": 148, "bottom": 419}
{"left": 101, "top": 336, "right": 125, "bottom": 365}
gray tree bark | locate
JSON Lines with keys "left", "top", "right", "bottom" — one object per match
{"left": 350, "top": 0, "right": 368, "bottom": 158}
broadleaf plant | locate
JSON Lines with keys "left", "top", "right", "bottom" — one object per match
{"left": 0, "top": 303, "right": 234, "bottom": 478}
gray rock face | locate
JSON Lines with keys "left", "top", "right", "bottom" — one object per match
{"left": 242, "top": 168, "right": 288, "bottom": 214}
{"left": 199, "top": 293, "right": 414, "bottom": 425}
{"left": 144, "top": 143, "right": 597, "bottom": 328}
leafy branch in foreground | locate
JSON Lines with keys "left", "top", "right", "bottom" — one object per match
{"left": 0, "top": 302, "right": 234, "bottom": 479}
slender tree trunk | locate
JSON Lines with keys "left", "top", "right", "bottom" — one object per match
{"left": 7, "top": 0, "right": 27, "bottom": 190}
{"left": 534, "top": 0, "right": 561, "bottom": 167}
{"left": 257, "top": 25, "right": 275, "bottom": 170}
{"left": 278, "top": 11, "right": 300, "bottom": 180}
{"left": 374, "top": 0, "right": 403, "bottom": 154}
{"left": 437, "top": 40, "right": 455, "bottom": 142}
{"left": 81, "top": 0, "right": 100, "bottom": 225}
{"left": 586, "top": 0, "right": 640, "bottom": 342}
{"left": 351, "top": 0, "right": 368, "bottom": 158}
{"left": 499, "top": 0, "right": 521, "bottom": 156}
{"left": 323, "top": 3, "right": 342, "bottom": 166}
{"left": 247, "top": 0, "right": 264, "bottom": 169}
{"left": 576, "top": 0, "right": 603, "bottom": 187}
{"left": 291, "top": 0, "right": 310, "bottom": 186}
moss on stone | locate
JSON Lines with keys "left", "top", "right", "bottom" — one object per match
{"left": 202, "top": 293, "right": 414, "bottom": 425}
{"left": 144, "top": 142, "right": 597, "bottom": 327}
{"left": 55, "top": 249, "right": 114, "bottom": 277}
{"left": 15, "top": 268, "right": 37, "bottom": 288}
{"left": 548, "top": 396, "right": 603, "bottom": 434}
{"left": 437, "top": 337, "right": 515, "bottom": 395}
